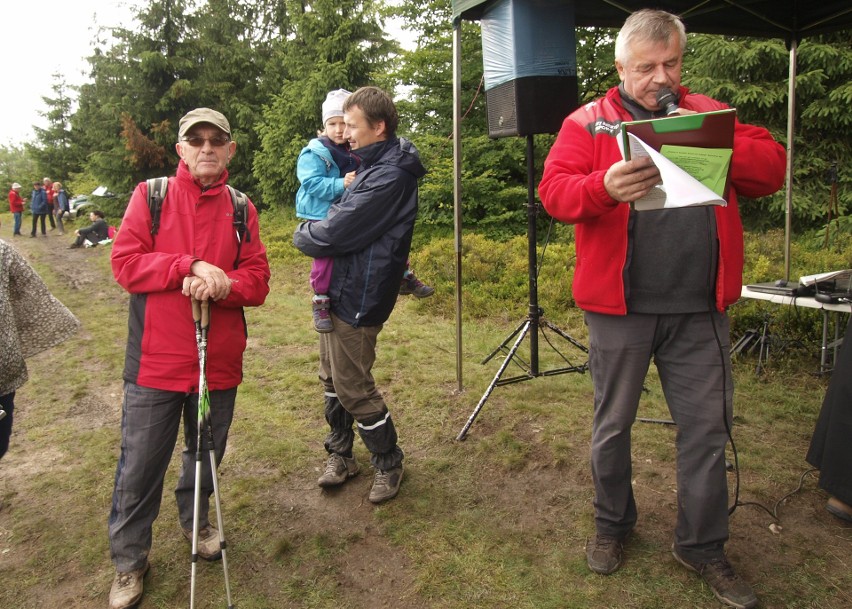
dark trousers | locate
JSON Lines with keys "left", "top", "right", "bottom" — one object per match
{"left": 807, "top": 316, "right": 852, "bottom": 505}
{"left": 73, "top": 234, "right": 97, "bottom": 247}
{"left": 31, "top": 214, "right": 47, "bottom": 236}
{"left": 0, "top": 392, "right": 14, "bottom": 460}
{"left": 108, "top": 382, "right": 236, "bottom": 572}
{"left": 585, "top": 311, "right": 732, "bottom": 563}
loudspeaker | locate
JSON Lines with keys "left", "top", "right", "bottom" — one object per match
{"left": 481, "top": 0, "right": 578, "bottom": 138}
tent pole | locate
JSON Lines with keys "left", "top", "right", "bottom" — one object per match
{"left": 453, "top": 21, "right": 464, "bottom": 392}
{"left": 784, "top": 39, "right": 797, "bottom": 283}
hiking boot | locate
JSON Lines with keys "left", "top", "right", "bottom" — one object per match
{"left": 586, "top": 534, "right": 625, "bottom": 574}
{"left": 399, "top": 274, "right": 435, "bottom": 298}
{"left": 672, "top": 546, "right": 757, "bottom": 609}
{"left": 182, "top": 525, "right": 222, "bottom": 561}
{"left": 312, "top": 297, "right": 333, "bottom": 333}
{"left": 317, "top": 453, "right": 360, "bottom": 487}
{"left": 108, "top": 562, "right": 149, "bottom": 609}
{"left": 369, "top": 465, "right": 404, "bottom": 503}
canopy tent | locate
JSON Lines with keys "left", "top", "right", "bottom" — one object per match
{"left": 449, "top": 0, "right": 852, "bottom": 388}
{"left": 453, "top": 1, "right": 851, "bottom": 39}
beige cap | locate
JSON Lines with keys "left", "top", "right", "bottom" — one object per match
{"left": 11, "top": 182, "right": 22, "bottom": 189}
{"left": 178, "top": 108, "right": 231, "bottom": 139}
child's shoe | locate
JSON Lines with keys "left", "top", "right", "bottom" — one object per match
{"left": 312, "top": 295, "right": 333, "bottom": 333}
{"left": 399, "top": 272, "right": 434, "bottom": 298}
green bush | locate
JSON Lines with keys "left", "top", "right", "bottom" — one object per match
{"left": 406, "top": 232, "right": 576, "bottom": 323}
{"left": 259, "top": 208, "right": 851, "bottom": 353}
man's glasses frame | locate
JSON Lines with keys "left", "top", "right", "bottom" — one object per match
{"left": 181, "top": 135, "right": 231, "bottom": 147}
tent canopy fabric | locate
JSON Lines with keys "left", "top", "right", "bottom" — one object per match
{"left": 452, "top": 0, "right": 852, "bottom": 42}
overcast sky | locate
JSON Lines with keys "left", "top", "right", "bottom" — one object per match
{"left": 0, "top": 1, "right": 134, "bottom": 146}
{"left": 0, "top": 2, "right": 413, "bottom": 148}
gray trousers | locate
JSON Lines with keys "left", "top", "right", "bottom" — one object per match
{"left": 108, "top": 382, "right": 236, "bottom": 572}
{"left": 585, "top": 311, "right": 732, "bottom": 562}
{"left": 319, "top": 313, "right": 403, "bottom": 471}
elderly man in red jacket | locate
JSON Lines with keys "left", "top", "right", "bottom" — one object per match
{"left": 107, "top": 108, "right": 270, "bottom": 609}
{"left": 539, "top": 10, "right": 785, "bottom": 609}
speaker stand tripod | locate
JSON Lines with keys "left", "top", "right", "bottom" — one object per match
{"left": 456, "top": 135, "right": 589, "bottom": 441}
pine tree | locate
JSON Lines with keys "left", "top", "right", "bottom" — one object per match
{"left": 253, "top": 0, "right": 394, "bottom": 207}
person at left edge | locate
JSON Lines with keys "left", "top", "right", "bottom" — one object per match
{"left": 107, "top": 108, "right": 270, "bottom": 609}
{"left": 1, "top": 239, "right": 80, "bottom": 470}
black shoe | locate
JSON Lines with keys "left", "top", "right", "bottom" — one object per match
{"left": 672, "top": 546, "right": 757, "bottom": 609}
{"left": 586, "top": 534, "right": 625, "bottom": 574}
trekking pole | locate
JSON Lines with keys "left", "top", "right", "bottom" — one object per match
{"left": 190, "top": 297, "right": 236, "bottom": 609}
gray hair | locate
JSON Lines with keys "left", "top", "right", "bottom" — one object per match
{"left": 615, "top": 9, "right": 687, "bottom": 65}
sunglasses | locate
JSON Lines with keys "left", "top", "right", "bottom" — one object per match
{"left": 181, "top": 135, "right": 231, "bottom": 147}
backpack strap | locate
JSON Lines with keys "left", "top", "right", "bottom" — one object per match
{"left": 227, "top": 185, "right": 250, "bottom": 269}
{"left": 146, "top": 177, "right": 169, "bottom": 236}
{"left": 147, "top": 177, "right": 250, "bottom": 269}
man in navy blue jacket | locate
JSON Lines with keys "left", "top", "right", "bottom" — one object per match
{"left": 293, "top": 86, "right": 426, "bottom": 504}
{"left": 29, "top": 181, "right": 49, "bottom": 237}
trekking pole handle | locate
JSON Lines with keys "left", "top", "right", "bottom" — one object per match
{"left": 191, "top": 297, "right": 210, "bottom": 329}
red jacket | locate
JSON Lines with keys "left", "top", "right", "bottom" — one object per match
{"left": 111, "top": 161, "right": 270, "bottom": 392}
{"left": 8, "top": 189, "right": 24, "bottom": 213}
{"left": 539, "top": 86, "right": 786, "bottom": 315}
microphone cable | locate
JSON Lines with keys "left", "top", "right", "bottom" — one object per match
{"left": 703, "top": 209, "right": 810, "bottom": 522}
{"left": 701, "top": 206, "right": 742, "bottom": 515}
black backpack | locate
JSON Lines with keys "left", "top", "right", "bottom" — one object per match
{"left": 146, "top": 177, "right": 251, "bottom": 269}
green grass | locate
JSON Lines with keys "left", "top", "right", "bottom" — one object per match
{"left": 0, "top": 211, "right": 850, "bottom": 608}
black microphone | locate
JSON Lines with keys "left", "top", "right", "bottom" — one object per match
{"left": 656, "top": 88, "right": 680, "bottom": 116}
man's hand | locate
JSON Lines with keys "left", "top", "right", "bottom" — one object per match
{"left": 343, "top": 170, "right": 356, "bottom": 189}
{"left": 183, "top": 260, "right": 232, "bottom": 301}
{"left": 604, "top": 156, "right": 662, "bottom": 203}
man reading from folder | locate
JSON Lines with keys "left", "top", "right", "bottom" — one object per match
{"left": 539, "top": 9, "right": 785, "bottom": 609}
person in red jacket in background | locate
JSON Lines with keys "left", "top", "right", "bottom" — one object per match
{"left": 107, "top": 108, "right": 270, "bottom": 609}
{"left": 8, "top": 182, "right": 24, "bottom": 236}
{"left": 539, "top": 10, "right": 785, "bottom": 609}
{"left": 42, "top": 178, "right": 56, "bottom": 230}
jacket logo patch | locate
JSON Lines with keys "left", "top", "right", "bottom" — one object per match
{"left": 593, "top": 119, "right": 621, "bottom": 137}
